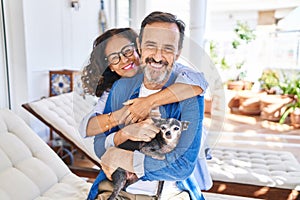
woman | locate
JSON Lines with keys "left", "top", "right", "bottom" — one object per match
{"left": 80, "top": 28, "right": 208, "bottom": 138}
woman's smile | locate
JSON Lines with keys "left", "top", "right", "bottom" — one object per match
{"left": 122, "top": 62, "right": 135, "bottom": 70}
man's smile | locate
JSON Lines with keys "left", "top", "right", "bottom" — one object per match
{"left": 148, "top": 61, "right": 164, "bottom": 69}
{"left": 145, "top": 57, "right": 169, "bottom": 70}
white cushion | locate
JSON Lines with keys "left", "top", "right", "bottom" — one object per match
{"left": 27, "top": 92, "right": 100, "bottom": 165}
{"left": 0, "top": 109, "right": 91, "bottom": 200}
{"left": 208, "top": 147, "right": 300, "bottom": 190}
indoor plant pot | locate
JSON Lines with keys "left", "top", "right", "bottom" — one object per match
{"left": 279, "top": 74, "right": 300, "bottom": 127}
{"left": 260, "top": 94, "right": 293, "bottom": 122}
{"left": 290, "top": 107, "right": 300, "bottom": 128}
{"left": 227, "top": 80, "right": 245, "bottom": 90}
{"left": 279, "top": 95, "right": 300, "bottom": 128}
{"left": 227, "top": 80, "right": 254, "bottom": 90}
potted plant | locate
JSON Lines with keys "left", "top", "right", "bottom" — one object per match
{"left": 279, "top": 94, "right": 300, "bottom": 127}
{"left": 279, "top": 74, "right": 300, "bottom": 128}
{"left": 209, "top": 21, "right": 256, "bottom": 90}
{"left": 258, "top": 69, "right": 280, "bottom": 94}
{"left": 279, "top": 72, "right": 300, "bottom": 97}
{"left": 260, "top": 72, "right": 299, "bottom": 122}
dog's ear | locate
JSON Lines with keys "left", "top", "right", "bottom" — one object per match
{"left": 181, "top": 121, "right": 190, "bottom": 131}
{"left": 151, "top": 117, "right": 163, "bottom": 125}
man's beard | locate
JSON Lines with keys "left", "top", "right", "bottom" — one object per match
{"left": 144, "top": 57, "right": 171, "bottom": 84}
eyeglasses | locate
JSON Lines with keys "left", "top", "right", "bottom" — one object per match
{"left": 105, "top": 43, "right": 135, "bottom": 65}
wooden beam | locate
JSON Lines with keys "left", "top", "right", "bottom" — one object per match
{"left": 208, "top": 181, "right": 299, "bottom": 200}
{"left": 69, "top": 165, "right": 100, "bottom": 179}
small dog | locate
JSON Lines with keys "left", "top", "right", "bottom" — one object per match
{"left": 107, "top": 118, "right": 189, "bottom": 200}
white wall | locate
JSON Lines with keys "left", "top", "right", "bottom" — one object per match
{"left": 204, "top": 6, "right": 260, "bottom": 83}
{"left": 22, "top": 0, "right": 101, "bottom": 102}
{"left": 1, "top": 0, "right": 108, "bottom": 139}
{"left": 145, "top": 0, "right": 191, "bottom": 35}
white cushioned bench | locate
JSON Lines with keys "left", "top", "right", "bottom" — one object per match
{"left": 0, "top": 109, "right": 91, "bottom": 200}
{"left": 22, "top": 92, "right": 101, "bottom": 168}
{"left": 207, "top": 147, "right": 300, "bottom": 199}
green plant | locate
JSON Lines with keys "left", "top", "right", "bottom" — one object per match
{"left": 209, "top": 21, "right": 256, "bottom": 81}
{"left": 258, "top": 69, "right": 280, "bottom": 93}
{"left": 279, "top": 72, "right": 300, "bottom": 95}
{"left": 279, "top": 74, "right": 300, "bottom": 124}
{"left": 279, "top": 95, "right": 300, "bottom": 124}
{"left": 232, "top": 21, "right": 256, "bottom": 49}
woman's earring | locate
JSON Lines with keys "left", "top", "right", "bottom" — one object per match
{"left": 111, "top": 69, "right": 114, "bottom": 72}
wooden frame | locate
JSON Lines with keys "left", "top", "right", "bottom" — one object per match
{"left": 49, "top": 70, "right": 79, "bottom": 97}
{"left": 208, "top": 181, "right": 299, "bottom": 200}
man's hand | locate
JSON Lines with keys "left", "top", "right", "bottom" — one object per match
{"left": 100, "top": 147, "right": 134, "bottom": 180}
{"left": 120, "top": 119, "right": 159, "bottom": 142}
{"left": 114, "top": 119, "right": 159, "bottom": 146}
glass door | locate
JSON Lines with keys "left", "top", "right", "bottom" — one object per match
{"left": 0, "top": 0, "right": 10, "bottom": 109}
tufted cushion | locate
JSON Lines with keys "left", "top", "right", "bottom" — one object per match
{"left": 207, "top": 147, "right": 300, "bottom": 190}
{"left": 26, "top": 92, "right": 100, "bottom": 166}
{"left": 0, "top": 109, "right": 91, "bottom": 200}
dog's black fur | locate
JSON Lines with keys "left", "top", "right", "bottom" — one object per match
{"left": 107, "top": 118, "right": 189, "bottom": 200}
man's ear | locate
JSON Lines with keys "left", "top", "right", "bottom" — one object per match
{"left": 136, "top": 37, "right": 141, "bottom": 55}
{"left": 175, "top": 49, "right": 182, "bottom": 61}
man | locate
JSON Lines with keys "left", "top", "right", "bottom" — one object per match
{"left": 90, "top": 12, "right": 211, "bottom": 199}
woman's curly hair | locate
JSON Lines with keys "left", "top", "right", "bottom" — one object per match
{"left": 81, "top": 28, "right": 138, "bottom": 97}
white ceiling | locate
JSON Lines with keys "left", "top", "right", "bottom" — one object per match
{"left": 209, "top": 0, "right": 300, "bottom": 11}
{"left": 277, "top": 6, "right": 300, "bottom": 30}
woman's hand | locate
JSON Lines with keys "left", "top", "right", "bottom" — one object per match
{"left": 112, "top": 105, "right": 131, "bottom": 125}
{"left": 123, "top": 97, "right": 154, "bottom": 123}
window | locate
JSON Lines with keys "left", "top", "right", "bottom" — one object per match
{"left": 115, "top": 0, "right": 130, "bottom": 27}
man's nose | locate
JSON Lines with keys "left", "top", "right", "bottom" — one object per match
{"left": 153, "top": 48, "right": 163, "bottom": 62}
